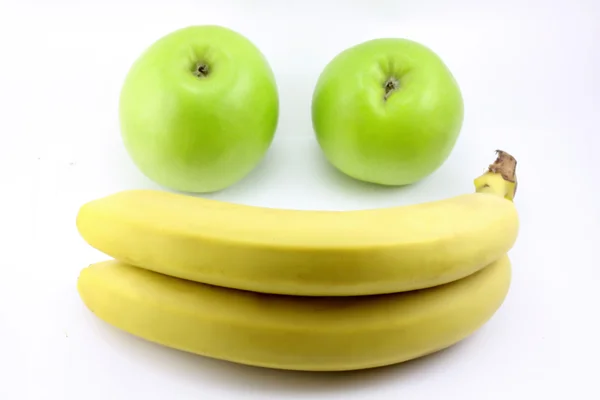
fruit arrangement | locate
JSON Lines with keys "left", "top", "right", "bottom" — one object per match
{"left": 76, "top": 25, "right": 520, "bottom": 372}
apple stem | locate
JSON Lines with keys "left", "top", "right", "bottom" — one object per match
{"left": 194, "top": 63, "right": 210, "bottom": 78}
{"left": 383, "top": 77, "right": 399, "bottom": 101}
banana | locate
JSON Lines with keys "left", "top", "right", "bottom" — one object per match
{"left": 76, "top": 151, "right": 519, "bottom": 296}
{"left": 77, "top": 255, "right": 512, "bottom": 371}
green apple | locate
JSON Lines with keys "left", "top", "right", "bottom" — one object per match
{"left": 119, "top": 25, "right": 279, "bottom": 193}
{"left": 311, "top": 38, "right": 464, "bottom": 186}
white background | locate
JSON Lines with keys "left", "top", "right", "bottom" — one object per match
{"left": 0, "top": 0, "right": 599, "bottom": 398}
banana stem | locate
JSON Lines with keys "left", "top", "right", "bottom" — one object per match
{"left": 474, "top": 150, "right": 518, "bottom": 201}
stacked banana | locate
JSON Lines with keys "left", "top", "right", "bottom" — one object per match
{"left": 76, "top": 150, "right": 519, "bottom": 371}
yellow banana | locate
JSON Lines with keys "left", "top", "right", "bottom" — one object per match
{"left": 76, "top": 151, "right": 518, "bottom": 296}
{"left": 77, "top": 255, "right": 511, "bottom": 371}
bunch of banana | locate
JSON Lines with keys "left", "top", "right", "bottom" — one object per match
{"left": 76, "top": 150, "right": 519, "bottom": 371}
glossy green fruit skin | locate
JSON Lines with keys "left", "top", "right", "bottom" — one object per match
{"left": 312, "top": 38, "right": 464, "bottom": 186}
{"left": 119, "top": 25, "right": 279, "bottom": 193}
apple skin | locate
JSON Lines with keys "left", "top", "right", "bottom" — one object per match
{"left": 311, "top": 38, "right": 464, "bottom": 186}
{"left": 119, "top": 25, "right": 279, "bottom": 193}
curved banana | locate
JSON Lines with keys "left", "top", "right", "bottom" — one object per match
{"left": 77, "top": 255, "right": 512, "bottom": 371}
{"left": 76, "top": 151, "right": 518, "bottom": 296}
